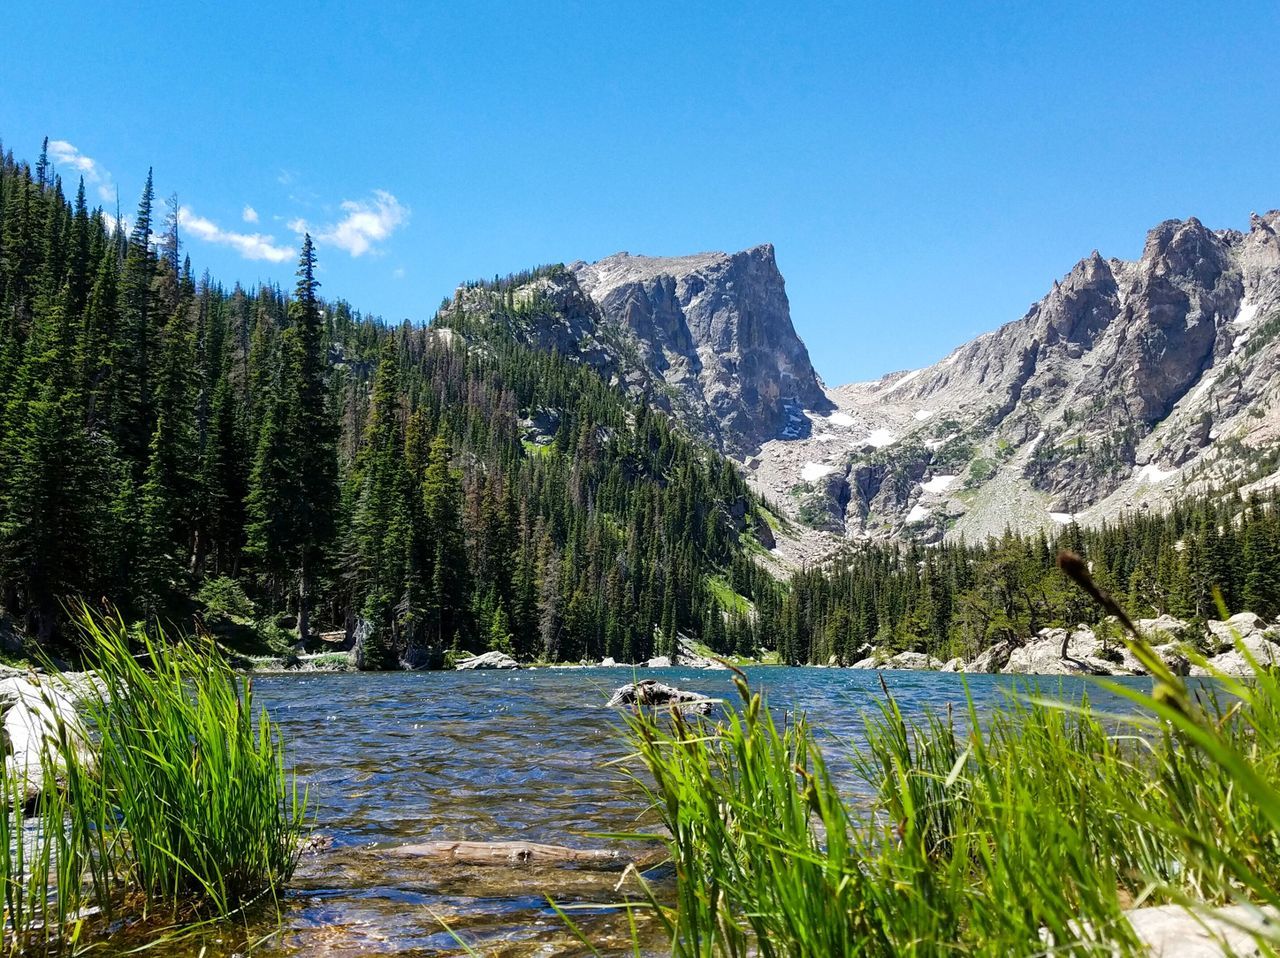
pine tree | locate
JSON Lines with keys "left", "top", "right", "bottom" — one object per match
{"left": 289, "top": 235, "right": 338, "bottom": 641}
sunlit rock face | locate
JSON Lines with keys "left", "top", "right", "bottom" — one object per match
{"left": 573, "top": 244, "right": 833, "bottom": 455}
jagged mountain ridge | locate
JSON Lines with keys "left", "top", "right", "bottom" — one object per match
{"left": 751, "top": 211, "right": 1280, "bottom": 556}
{"left": 571, "top": 246, "right": 833, "bottom": 454}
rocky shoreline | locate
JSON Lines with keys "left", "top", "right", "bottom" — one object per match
{"left": 846, "top": 611, "right": 1277, "bottom": 679}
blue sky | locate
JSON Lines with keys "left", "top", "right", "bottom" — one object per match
{"left": 4, "top": 2, "right": 1278, "bottom": 384}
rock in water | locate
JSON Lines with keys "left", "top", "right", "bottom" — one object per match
{"left": 643, "top": 655, "right": 672, "bottom": 668}
{"left": 455, "top": 651, "right": 520, "bottom": 670}
{"left": 608, "top": 680, "right": 714, "bottom": 715}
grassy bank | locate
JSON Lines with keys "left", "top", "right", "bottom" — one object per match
{"left": 1, "top": 607, "right": 305, "bottom": 954}
{"left": 621, "top": 557, "right": 1280, "bottom": 955}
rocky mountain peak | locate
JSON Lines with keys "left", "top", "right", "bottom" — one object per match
{"left": 743, "top": 209, "right": 1280, "bottom": 564}
{"left": 572, "top": 245, "right": 832, "bottom": 454}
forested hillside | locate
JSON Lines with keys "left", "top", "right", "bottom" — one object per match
{"left": 760, "top": 489, "right": 1280, "bottom": 665}
{"left": 0, "top": 140, "right": 775, "bottom": 665}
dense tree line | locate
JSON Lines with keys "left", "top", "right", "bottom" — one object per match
{"left": 762, "top": 489, "right": 1280, "bottom": 665}
{"left": 0, "top": 139, "right": 774, "bottom": 665}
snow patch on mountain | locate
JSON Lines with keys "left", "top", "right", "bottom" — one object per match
{"left": 921, "top": 475, "right": 958, "bottom": 494}
{"left": 1135, "top": 463, "right": 1177, "bottom": 484}
{"left": 801, "top": 461, "right": 838, "bottom": 483}
{"left": 862, "top": 428, "right": 897, "bottom": 448}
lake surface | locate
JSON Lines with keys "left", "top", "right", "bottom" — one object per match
{"left": 130, "top": 667, "right": 1154, "bottom": 957}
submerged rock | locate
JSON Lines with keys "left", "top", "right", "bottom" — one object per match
{"left": 455, "top": 651, "right": 520, "bottom": 670}
{"left": 607, "top": 680, "right": 714, "bottom": 715}
{"left": 389, "top": 839, "right": 625, "bottom": 869}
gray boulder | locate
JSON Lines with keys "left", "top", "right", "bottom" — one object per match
{"left": 1192, "top": 632, "right": 1280, "bottom": 678}
{"left": 883, "top": 651, "right": 945, "bottom": 671}
{"left": 964, "top": 641, "right": 1016, "bottom": 674}
{"left": 1137, "top": 614, "right": 1194, "bottom": 643}
{"left": 455, "top": 651, "right": 520, "bottom": 670}
{"left": 1206, "top": 612, "right": 1270, "bottom": 653}
{"left": 1002, "top": 627, "right": 1133, "bottom": 676}
{"left": 1, "top": 676, "right": 94, "bottom": 804}
{"left": 643, "top": 655, "right": 672, "bottom": 668}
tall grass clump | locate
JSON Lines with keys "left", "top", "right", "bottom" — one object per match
{"left": 619, "top": 554, "right": 1280, "bottom": 956}
{"left": 2, "top": 605, "right": 305, "bottom": 953}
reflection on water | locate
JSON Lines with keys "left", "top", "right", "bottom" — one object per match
{"left": 121, "top": 667, "right": 1151, "bottom": 956}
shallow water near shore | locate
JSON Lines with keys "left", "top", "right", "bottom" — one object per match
{"left": 114, "top": 667, "right": 1156, "bottom": 957}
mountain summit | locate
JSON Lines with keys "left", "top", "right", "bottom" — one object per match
{"left": 571, "top": 245, "right": 833, "bottom": 454}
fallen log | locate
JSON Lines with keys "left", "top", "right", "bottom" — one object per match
{"left": 387, "top": 840, "right": 624, "bottom": 868}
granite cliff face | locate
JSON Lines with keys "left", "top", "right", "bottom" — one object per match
{"left": 572, "top": 245, "right": 833, "bottom": 454}
{"left": 748, "top": 211, "right": 1280, "bottom": 558}
{"left": 445, "top": 247, "right": 831, "bottom": 457}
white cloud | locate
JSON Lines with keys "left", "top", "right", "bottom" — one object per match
{"left": 241, "top": 205, "right": 259, "bottom": 224}
{"left": 48, "top": 139, "right": 116, "bottom": 202}
{"left": 291, "top": 190, "right": 408, "bottom": 257}
{"left": 101, "top": 212, "right": 129, "bottom": 235}
{"left": 392, "top": 266, "right": 406, "bottom": 280}
{"left": 178, "top": 207, "right": 294, "bottom": 263}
